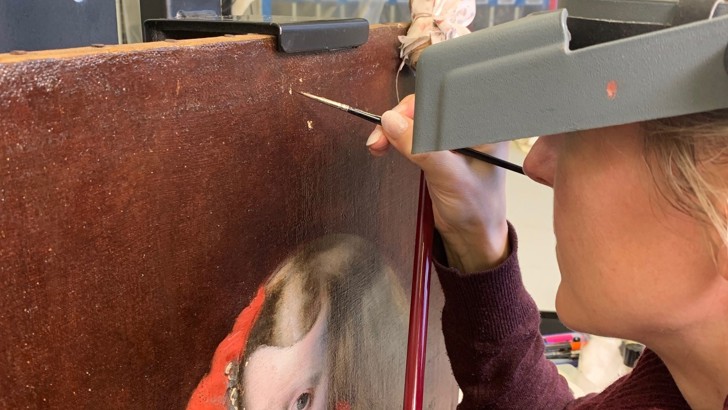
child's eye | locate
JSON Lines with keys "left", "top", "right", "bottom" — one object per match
{"left": 295, "top": 392, "right": 311, "bottom": 410}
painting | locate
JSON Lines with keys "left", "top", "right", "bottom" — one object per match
{"left": 0, "top": 25, "right": 457, "bottom": 409}
{"left": 189, "top": 235, "right": 409, "bottom": 409}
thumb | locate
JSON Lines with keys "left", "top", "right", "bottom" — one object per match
{"left": 381, "top": 110, "right": 414, "bottom": 157}
{"left": 380, "top": 109, "right": 454, "bottom": 172}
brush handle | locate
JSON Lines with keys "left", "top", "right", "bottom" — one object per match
{"left": 453, "top": 148, "right": 525, "bottom": 175}
{"left": 344, "top": 106, "right": 524, "bottom": 175}
{"left": 348, "top": 107, "right": 382, "bottom": 124}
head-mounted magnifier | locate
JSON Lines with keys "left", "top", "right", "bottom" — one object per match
{"left": 412, "top": 0, "right": 728, "bottom": 153}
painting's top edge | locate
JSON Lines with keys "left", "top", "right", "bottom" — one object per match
{"left": 0, "top": 34, "right": 272, "bottom": 65}
{"left": 0, "top": 24, "right": 404, "bottom": 65}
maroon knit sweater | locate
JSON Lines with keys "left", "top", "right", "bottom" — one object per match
{"left": 434, "top": 224, "right": 728, "bottom": 409}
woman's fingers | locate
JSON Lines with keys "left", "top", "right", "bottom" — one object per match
{"left": 366, "top": 94, "right": 416, "bottom": 156}
{"left": 366, "top": 126, "right": 389, "bottom": 154}
{"left": 396, "top": 94, "right": 416, "bottom": 118}
{"left": 381, "top": 110, "right": 413, "bottom": 155}
{"left": 365, "top": 94, "right": 509, "bottom": 271}
{"left": 379, "top": 109, "right": 439, "bottom": 168}
{"left": 379, "top": 109, "right": 459, "bottom": 176}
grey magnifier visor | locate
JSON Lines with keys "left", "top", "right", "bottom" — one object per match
{"left": 412, "top": 7, "right": 728, "bottom": 153}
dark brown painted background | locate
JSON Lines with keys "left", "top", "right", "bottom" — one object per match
{"left": 0, "top": 26, "right": 457, "bottom": 409}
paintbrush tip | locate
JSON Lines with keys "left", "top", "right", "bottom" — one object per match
{"left": 295, "top": 92, "right": 348, "bottom": 111}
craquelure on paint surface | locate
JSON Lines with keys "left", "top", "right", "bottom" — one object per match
{"left": 0, "top": 26, "right": 457, "bottom": 409}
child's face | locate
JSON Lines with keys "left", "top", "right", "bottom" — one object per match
{"left": 243, "top": 305, "right": 329, "bottom": 410}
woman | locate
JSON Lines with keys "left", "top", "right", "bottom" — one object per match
{"left": 366, "top": 95, "right": 728, "bottom": 409}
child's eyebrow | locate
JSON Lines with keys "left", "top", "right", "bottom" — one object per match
{"left": 304, "top": 370, "right": 323, "bottom": 388}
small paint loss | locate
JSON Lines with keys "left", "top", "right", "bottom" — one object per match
{"left": 307, "top": 120, "right": 313, "bottom": 129}
{"left": 299, "top": 78, "right": 303, "bottom": 83}
{"left": 288, "top": 86, "right": 292, "bottom": 95}
{"left": 606, "top": 80, "right": 618, "bottom": 100}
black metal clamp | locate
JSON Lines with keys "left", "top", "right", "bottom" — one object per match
{"left": 143, "top": 15, "right": 369, "bottom": 53}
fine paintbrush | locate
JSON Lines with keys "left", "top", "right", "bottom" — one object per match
{"left": 297, "top": 92, "right": 525, "bottom": 175}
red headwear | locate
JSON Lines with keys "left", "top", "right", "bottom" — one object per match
{"left": 187, "top": 286, "right": 266, "bottom": 409}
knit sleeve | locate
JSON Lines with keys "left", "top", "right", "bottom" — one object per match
{"left": 434, "top": 222, "right": 574, "bottom": 410}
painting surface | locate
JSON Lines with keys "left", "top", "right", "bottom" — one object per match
{"left": 0, "top": 26, "right": 457, "bottom": 408}
{"left": 189, "top": 234, "right": 410, "bottom": 409}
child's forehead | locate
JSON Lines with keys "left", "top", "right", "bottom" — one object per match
{"left": 243, "top": 315, "right": 328, "bottom": 407}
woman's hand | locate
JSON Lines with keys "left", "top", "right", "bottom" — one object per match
{"left": 367, "top": 94, "right": 510, "bottom": 273}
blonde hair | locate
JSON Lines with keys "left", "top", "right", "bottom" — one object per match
{"left": 238, "top": 234, "right": 408, "bottom": 409}
{"left": 642, "top": 109, "right": 728, "bottom": 248}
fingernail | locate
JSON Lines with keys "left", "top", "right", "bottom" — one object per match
{"left": 382, "top": 111, "right": 408, "bottom": 137}
{"left": 366, "top": 129, "right": 382, "bottom": 147}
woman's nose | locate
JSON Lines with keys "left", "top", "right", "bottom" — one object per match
{"left": 523, "top": 134, "right": 562, "bottom": 187}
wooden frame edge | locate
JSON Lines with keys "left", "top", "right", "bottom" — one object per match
{"left": 0, "top": 23, "right": 405, "bottom": 65}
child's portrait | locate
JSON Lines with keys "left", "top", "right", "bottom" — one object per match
{"left": 188, "top": 234, "right": 409, "bottom": 410}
